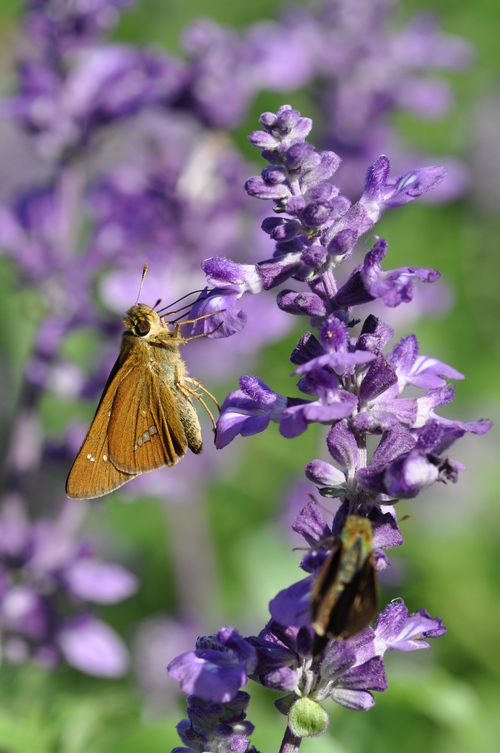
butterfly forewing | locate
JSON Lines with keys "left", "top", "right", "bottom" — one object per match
{"left": 310, "top": 541, "right": 342, "bottom": 636}
{"left": 310, "top": 516, "right": 378, "bottom": 656}
{"left": 107, "top": 368, "right": 188, "bottom": 473}
{"left": 323, "top": 552, "right": 377, "bottom": 638}
{"left": 65, "top": 363, "right": 137, "bottom": 499}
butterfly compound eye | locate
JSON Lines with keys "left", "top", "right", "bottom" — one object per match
{"left": 135, "top": 319, "right": 151, "bottom": 336}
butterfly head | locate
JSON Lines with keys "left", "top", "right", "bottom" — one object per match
{"left": 124, "top": 303, "right": 162, "bottom": 339}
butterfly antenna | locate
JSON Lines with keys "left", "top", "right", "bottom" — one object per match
{"left": 167, "top": 301, "right": 202, "bottom": 321}
{"left": 157, "top": 289, "right": 208, "bottom": 315}
{"left": 135, "top": 263, "right": 148, "bottom": 305}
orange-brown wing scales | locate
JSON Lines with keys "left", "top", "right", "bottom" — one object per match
{"left": 107, "top": 369, "right": 188, "bottom": 474}
{"left": 310, "top": 542, "right": 342, "bottom": 636}
{"left": 341, "top": 555, "right": 378, "bottom": 637}
{"left": 65, "top": 367, "right": 137, "bottom": 499}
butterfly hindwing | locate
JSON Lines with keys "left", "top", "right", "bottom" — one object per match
{"left": 324, "top": 552, "right": 377, "bottom": 639}
{"left": 107, "top": 368, "right": 189, "bottom": 474}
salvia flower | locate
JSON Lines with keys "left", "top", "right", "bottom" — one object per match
{"left": 168, "top": 104, "right": 492, "bottom": 746}
{"left": 168, "top": 628, "right": 258, "bottom": 703}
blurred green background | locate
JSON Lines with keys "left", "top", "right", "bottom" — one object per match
{"left": 0, "top": 1, "right": 499, "bottom": 752}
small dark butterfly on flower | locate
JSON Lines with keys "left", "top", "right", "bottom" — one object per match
{"left": 310, "top": 515, "right": 378, "bottom": 658}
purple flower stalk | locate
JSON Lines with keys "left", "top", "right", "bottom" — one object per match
{"left": 168, "top": 105, "right": 492, "bottom": 747}
{"left": 0, "top": 498, "right": 137, "bottom": 676}
{"left": 0, "top": 0, "right": 483, "bottom": 738}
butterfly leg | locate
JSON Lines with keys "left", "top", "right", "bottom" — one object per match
{"left": 184, "top": 377, "right": 220, "bottom": 411}
{"left": 178, "top": 381, "right": 217, "bottom": 432}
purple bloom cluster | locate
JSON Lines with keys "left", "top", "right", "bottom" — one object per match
{"left": 0, "top": 499, "right": 137, "bottom": 676}
{"left": 177, "top": 1, "right": 472, "bottom": 199}
{"left": 168, "top": 104, "right": 492, "bottom": 745}
{"left": 0, "top": 0, "right": 483, "bottom": 735}
{"left": 168, "top": 588, "right": 445, "bottom": 724}
{"left": 212, "top": 107, "right": 491, "bottom": 490}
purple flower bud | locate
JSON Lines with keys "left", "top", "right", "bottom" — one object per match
{"left": 326, "top": 420, "right": 360, "bottom": 469}
{"left": 277, "top": 290, "right": 327, "bottom": 318}
{"left": 290, "top": 332, "right": 325, "bottom": 365}
{"left": 305, "top": 460, "right": 345, "bottom": 489}
{"left": 245, "top": 175, "right": 291, "bottom": 200}
{"left": 262, "top": 217, "right": 301, "bottom": 241}
{"left": 285, "top": 142, "right": 316, "bottom": 171}
{"left": 356, "top": 316, "right": 394, "bottom": 353}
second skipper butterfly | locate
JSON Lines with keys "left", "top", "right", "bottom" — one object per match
{"left": 310, "top": 515, "right": 378, "bottom": 658}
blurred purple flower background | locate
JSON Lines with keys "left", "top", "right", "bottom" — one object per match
{"left": 0, "top": 3, "right": 492, "bottom": 746}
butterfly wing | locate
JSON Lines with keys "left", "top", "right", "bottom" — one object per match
{"left": 65, "top": 360, "right": 137, "bottom": 499}
{"left": 340, "top": 553, "right": 378, "bottom": 637}
{"left": 310, "top": 542, "right": 342, "bottom": 637}
{"left": 107, "top": 367, "right": 189, "bottom": 474}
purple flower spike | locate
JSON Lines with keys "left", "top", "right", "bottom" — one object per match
{"left": 0, "top": 502, "right": 136, "bottom": 675}
{"left": 216, "top": 376, "right": 287, "bottom": 449}
{"left": 3, "top": 0, "right": 486, "bottom": 734}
